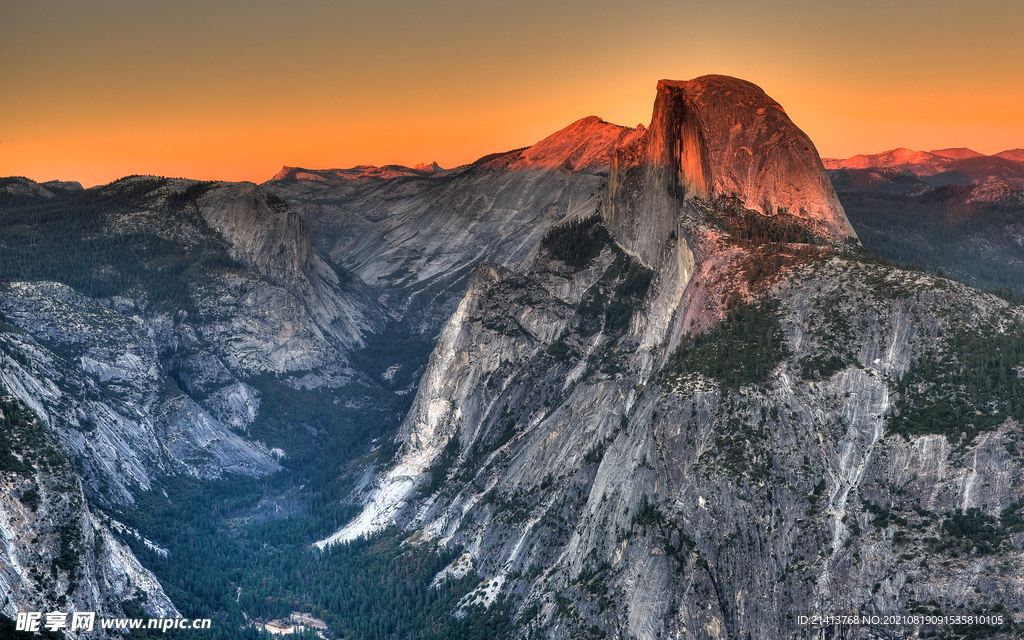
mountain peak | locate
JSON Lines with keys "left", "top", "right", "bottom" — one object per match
{"left": 270, "top": 163, "right": 439, "bottom": 184}
{"left": 996, "top": 149, "right": 1024, "bottom": 163}
{"left": 604, "top": 74, "right": 855, "bottom": 265}
{"left": 487, "top": 115, "right": 644, "bottom": 173}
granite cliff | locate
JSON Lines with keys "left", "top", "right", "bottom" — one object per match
{"left": 323, "top": 77, "right": 1024, "bottom": 639}
{"left": 0, "top": 176, "right": 392, "bottom": 622}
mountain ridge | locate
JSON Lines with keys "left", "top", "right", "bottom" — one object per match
{"left": 824, "top": 146, "right": 1024, "bottom": 188}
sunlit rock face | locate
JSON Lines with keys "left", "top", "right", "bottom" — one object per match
{"left": 605, "top": 75, "right": 856, "bottom": 268}
{"left": 824, "top": 147, "right": 1024, "bottom": 188}
{"left": 489, "top": 115, "right": 645, "bottom": 173}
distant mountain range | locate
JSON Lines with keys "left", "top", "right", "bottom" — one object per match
{"left": 822, "top": 146, "right": 1024, "bottom": 294}
{"left": 824, "top": 147, "right": 1024, "bottom": 188}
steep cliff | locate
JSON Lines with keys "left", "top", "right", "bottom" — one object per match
{"left": 0, "top": 393, "right": 177, "bottom": 635}
{"left": 605, "top": 75, "right": 856, "bottom": 270}
{"left": 0, "top": 176, "right": 395, "bottom": 623}
{"left": 325, "top": 78, "right": 1024, "bottom": 639}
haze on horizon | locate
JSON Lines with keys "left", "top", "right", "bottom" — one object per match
{"left": 4, "top": 0, "right": 1024, "bottom": 188}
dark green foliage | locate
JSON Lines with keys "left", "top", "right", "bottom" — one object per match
{"left": 348, "top": 329, "right": 437, "bottom": 391}
{"left": 863, "top": 500, "right": 895, "bottom": 529}
{"left": 164, "top": 180, "right": 219, "bottom": 208}
{"left": 0, "top": 178, "right": 243, "bottom": 315}
{"left": 604, "top": 262, "right": 654, "bottom": 334}
{"left": 714, "top": 199, "right": 814, "bottom": 246}
{"left": 631, "top": 496, "right": 665, "bottom": 530}
{"left": 582, "top": 438, "right": 609, "bottom": 465}
{"left": 423, "top": 435, "right": 460, "bottom": 496}
{"left": 932, "top": 508, "right": 1008, "bottom": 556}
{"left": 711, "top": 416, "right": 774, "bottom": 483}
{"left": 0, "top": 393, "right": 64, "bottom": 475}
{"left": 19, "top": 487, "right": 40, "bottom": 511}
{"left": 53, "top": 523, "right": 83, "bottom": 590}
{"left": 578, "top": 561, "right": 612, "bottom": 598}
{"left": 545, "top": 340, "right": 576, "bottom": 362}
{"left": 1000, "top": 500, "right": 1024, "bottom": 533}
{"left": 662, "top": 299, "right": 789, "bottom": 389}
{"left": 573, "top": 248, "right": 653, "bottom": 341}
{"left": 807, "top": 479, "right": 827, "bottom": 506}
{"left": 893, "top": 323, "right": 1024, "bottom": 445}
{"left": 242, "top": 374, "right": 409, "bottom": 519}
{"left": 838, "top": 183, "right": 1024, "bottom": 294}
{"left": 707, "top": 196, "right": 832, "bottom": 289}
{"left": 541, "top": 215, "right": 611, "bottom": 268}
{"left": 799, "top": 353, "right": 849, "bottom": 380}
{"left": 115, "top": 476, "right": 515, "bottom": 640}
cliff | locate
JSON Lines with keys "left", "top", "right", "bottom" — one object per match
{"left": 321, "top": 78, "right": 1024, "bottom": 639}
{"left": 604, "top": 75, "right": 856, "bottom": 269}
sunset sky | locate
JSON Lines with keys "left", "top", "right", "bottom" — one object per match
{"left": 4, "top": 0, "right": 1024, "bottom": 187}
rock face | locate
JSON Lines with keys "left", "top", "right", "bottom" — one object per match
{"left": 7, "top": 75, "right": 1024, "bottom": 639}
{"left": 493, "top": 116, "right": 645, "bottom": 173}
{"left": 198, "top": 183, "right": 323, "bottom": 306}
{"left": 266, "top": 116, "right": 644, "bottom": 333}
{"left": 0, "top": 282, "right": 281, "bottom": 505}
{"left": 605, "top": 75, "right": 856, "bottom": 268}
{"left": 0, "top": 176, "right": 391, "bottom": 620}
{"left": 997, "top": 149, "right": 1024, "bottom": 163}
{"left": 0, "top": 394, "right": 177, "bottom": 636}
{"left": 324, "top": 78, "right": 1024, "bottom": 639}
{"left": 195, "top": 181, "right": 386, "bottom": 350}
{"left": 331, "top": 239, "right": 1024, "bottom": 640}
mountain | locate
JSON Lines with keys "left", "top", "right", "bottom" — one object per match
{"left": 0, "top": 175, "right": 404, "bottom": 625}
{"left": 823, "top": 148, "right": 952, "bottom": 174}
{"left": 824, "top": 147, "right": 1024, "bottom": 189}
{"left": 823, "top": 143, "right": 1024, "bottom": 295}
{"left": 4, "top": 75, "right": 1024, "bottom": 639}
{"left": 318, "top": 76, "right": 1024, "bottom": 638}
{"left": 266, "top": 115, "right": 644, "bottom": 334}
{"left": 604, "top": 75, "right": 856, "bottom": 269}
{"left": 997, "top": 149, "right": 1024, "bottom": 163}
{"left": 829, "top": 167, "right": 1024, "bottom": 293}
{"left": 929, "top": 147, "right": 985, "bottom": 160}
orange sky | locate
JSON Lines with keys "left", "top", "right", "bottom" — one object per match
{"left": 4, "top": 0, "right": 1024, "bottom": 187}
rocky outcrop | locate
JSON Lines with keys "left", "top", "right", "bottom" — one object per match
{"left": 333, "top": 242, "right": 1024, "bottom": 639}
{"left": 0, "top": 394, "right": 177, "bottom": 634}
{"left": 0, "top": 174, "right": 396, "bottom": 628}
{"left": 272, "top": 164, "right": 441, "bottom": 183}
{"left": 605, "top": 75, "right": 857, "bottom": 269}
{"left": 487, "top": 116, "right": 644, "bottom": 174}
{"left": 198, "top": 183, "right": 323, "bottom": 305}
{"left": 0, "top": 282, "right": 281, "bottom": 506}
